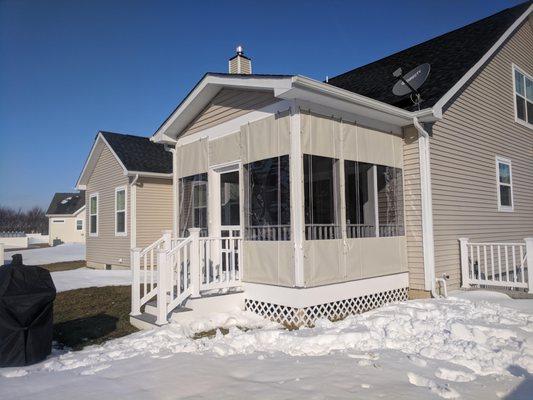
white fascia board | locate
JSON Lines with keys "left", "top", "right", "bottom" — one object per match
{"left": 125, "top": 171, "right": 173, "bottom": 179}
{"left": 152, "top": 74, "right": 294, "bottom": 143}
{"left": 433, "top": 4, "right": 533, "bottom": 114}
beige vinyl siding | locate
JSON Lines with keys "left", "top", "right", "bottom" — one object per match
{"left": 135, "top": 177, "right": 173, "bottom": 248}
{"left": 430, "top": 21, "right": 533, "bottom": 290}
{"left": 181, "top": 88, "right": 278, "bottom": 137}
{"left": 402, "top": 126, "right": 425, "bottom": 290}
{"left": 48, "top": 210, "right": 86, "bottom": 245}
{"left": 86, "top": 145, "right": 130, "bottom": 268}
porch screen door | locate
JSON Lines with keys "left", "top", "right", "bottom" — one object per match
{"left": 219, "top": 170, "right": 240, "bottom": 276}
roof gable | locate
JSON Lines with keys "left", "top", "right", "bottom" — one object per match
{"left": 327, "top": 2, "right": 532, "bottom": 111}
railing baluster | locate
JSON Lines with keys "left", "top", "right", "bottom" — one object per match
{"left": 476, "top": 246, "right": 481, "bottom": 280}
{"left": 505, "top": 246, "right": 509, "bottom": 282}
{"left": 498, "top": 245, "right": 502, "bottom": 281}
{"left": 512, "top": 245, "right": 517, "bottom": 283}
{"left": 483, "top": 245, "right": 488, "bottom": 281}
{"left": 490, "top": 245, "right": 494, "bottom": 281}
{"left": 520, "top": 245, "right": 525, "bottom": 283}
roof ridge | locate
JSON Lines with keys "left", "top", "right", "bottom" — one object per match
{"left": 100, "top": 130, "right": 150, "bottom": 139}
{"left": 330, "top": 1, "right": 531, "bottom": 80}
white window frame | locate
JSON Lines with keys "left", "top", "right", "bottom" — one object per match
{"left": 76, "top": 219, "right": 83, "bottom": 231}
{"left": 115, "top": 186, "right": 127, "bottom": 236}
{"left": 496, "top": 156, "right": 514, "bottom": 212}
{"left": 512, "top": 64, "right": 533, "bottom": 130}
{"left": 89, "top": 193, "right": 99, "bottom": 237}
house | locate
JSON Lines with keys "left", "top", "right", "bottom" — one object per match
{"left": 75, "top": 2, "right": 533, "bottom": 328}
{"left": 76, "top": 131, "right": 173, "bottom": 269}
{"left": 46, "top": 192, "right": 86, "bottom": 246}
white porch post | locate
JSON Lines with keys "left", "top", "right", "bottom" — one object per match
{"left": 0, "top": 243, "right": 4, "bottom": 267}
{"left": 524, "top": 238, "right": 533, "bottom": 294}
{"left": 290, "top": 102, "right": 305, "bottom": 287}
{"left": 130, "top": 247, "right": 142, "bottom": 316}
{"left": 156, "top": 248, "right": 169, "bottom": 325}
{"left": 189, "top": 228, "right": 201, "bottom": 298}
{"left": 459, "top": 238, "right": 470, "bottom": 289}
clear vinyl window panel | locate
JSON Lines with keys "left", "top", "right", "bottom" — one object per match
{"left": 344, "top": 160, "right": 376, "bottom": 238}
{"left": 220, "top": 170, "right": 240, "bottom": 227}
{"left": 179, "top": 173, "right": 208, "bottom": 237}
{"left": 376, "top": 165, "right": 404, "bottom": 237}
{"left": 304, "top": 154, "right": 340, "bottom": 240}
{"left": 244, "top": 155, "right": 290, "bottom": 241}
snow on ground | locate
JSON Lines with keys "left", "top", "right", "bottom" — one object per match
{"left": 4, "top": 243, "right": 85, "bottom": 265}
{"left": 1, "top": 291, "right": 533, "bottom": 399}
{"left": 51, "top": 268, "right": 131, "bottom": 292}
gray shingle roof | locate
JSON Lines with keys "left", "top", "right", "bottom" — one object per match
{"left": 46, "top": 192, "right": 85, "bottom": 215}
{"left": 101, "top": 131, "right": 172, "bottom": 174}
{"left": 327, "top": 1, "right": 531, "bottom": 111}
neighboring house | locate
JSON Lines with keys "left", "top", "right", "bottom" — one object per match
{"left": 76, "top": 2, "right": 533, "bottom": 328}
{"left": 76, "top": 131, "right": 173, "bottom": 269}
{"left": 46, "top": 192, "right": 86, "bottom": 246}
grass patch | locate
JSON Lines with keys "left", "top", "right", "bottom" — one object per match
{"left": 54, "top": 285, "right": 137, "bottom": 350}
{"left": 41, "top": 260, "right": 86, "bottom": 272}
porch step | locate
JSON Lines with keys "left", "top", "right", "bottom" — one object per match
{"left": 129, "top": 312, "right": 159, "bottom": 330}
{"left": 135, "top": 291, "right": 246, "bottom": 330}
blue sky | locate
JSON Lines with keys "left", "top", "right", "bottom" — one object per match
{"left": 0, "top": 0, "right": 523, "bottom": 209}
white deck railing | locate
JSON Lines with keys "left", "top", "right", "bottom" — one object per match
{"left": 459, "top": 238, "right": 533, "bottom": 293}
{"left": 131, "top": 229, "right": 243, "bottom": 324}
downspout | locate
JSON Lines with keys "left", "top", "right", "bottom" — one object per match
{"left": 413, "top": 116, "right": 438, "bottom": 297}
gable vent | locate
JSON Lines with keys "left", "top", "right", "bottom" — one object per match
{"left": 228, "top": 45, "right": 252, "bottom": 74}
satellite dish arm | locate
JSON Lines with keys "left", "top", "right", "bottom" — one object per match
{"left": 398, "top": 76, "right": 419, "bottom": 96}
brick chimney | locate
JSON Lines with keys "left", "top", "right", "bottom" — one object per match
{"left": 228, "top": 45, "right": 252, "bottom": 74}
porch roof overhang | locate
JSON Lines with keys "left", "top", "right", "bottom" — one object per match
{"left": 151, "top": 73, "right": 439, "bottom": 144}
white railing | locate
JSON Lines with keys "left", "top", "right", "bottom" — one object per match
{"left": 305, "top": 224, "right": 341, "bottom": 240}
{"left": 199, "top": 236, "right": 242, "bottom": 291}
{"left": 245, "top": 225, "right": 290, "bottom": 241}
{"left": 346, "top": 224, "right": 375, "bottom": 238}
{"left": 459, "top": 238, "right": 533, "bottom": 293}
{"left": 131, "top": 228, "right": 243, "bottom": 324}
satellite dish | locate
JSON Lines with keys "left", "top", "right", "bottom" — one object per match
{"left": 392, "top": 63, "right": 431, "bottom": 96}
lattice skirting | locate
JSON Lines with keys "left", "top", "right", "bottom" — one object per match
{"left": 245, "top": 287, "right": 409, "bottom": 327}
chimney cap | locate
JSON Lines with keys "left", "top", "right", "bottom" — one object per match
{"left": 236, "top": 45, "right": 244, "bottom": 55}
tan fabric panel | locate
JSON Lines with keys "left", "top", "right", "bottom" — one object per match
{"left": 135, "top": 177, "right": 173, "bottom": 248}
{"left": 85, "top": 145, "right": 130, "bottom": 267}
{"left": 301, "top": 111, "right": 341, "bottom": 159}
{"left": 344, "top": 239, "right": 363, "bottom": 280}
{"left": 209, "top": 132, "right": 241, "bottom": 166}
{"left": 361, "top": 237, "right": 407, "bottom": 278}
{"left": 302, "top": 111, "right": 402, "bottom": 167}
{"left": 177, "top": 138, "right": 208, "bottom": 178}
{"left": 242, "top": 241, "right": 294, "bottom": 287}
{"left": 303, "top": 240, "right": 344, "bottom": 286}
{"left": 356, "top": 126, "right": 403, "bottom": 168}
{"left": 430, "top": 22, "right": 533, "bottom": 290}
{"left": 241, "top": 110, "right": 291, "bottom": 164}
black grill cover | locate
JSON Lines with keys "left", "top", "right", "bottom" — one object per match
{"left": 0, "top": 255, "right": 56, "bottom": 367}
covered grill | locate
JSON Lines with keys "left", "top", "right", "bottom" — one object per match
{"left": 0, "top": 254, "right": 56, "bottom": 367}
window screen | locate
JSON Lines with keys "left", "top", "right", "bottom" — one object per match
{"left": 179, "top": 173, "right": 208, "bottom": 237}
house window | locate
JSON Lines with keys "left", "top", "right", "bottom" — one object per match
{"left": 513, "top": 65, "right": 533, "bottom": 126}
{"left": 496, "top": 157, "right": 513, "bottom": 212}
{"left": 76, "top": 220, "right": 83, "bottom": 230}
{"left": 376, "top": 165, "right": 405, "bottom": 236}
{"left": 115, "top": 187, "right": 126, "bottom": 235}
{"left": 52, "top": 219, "right": 65, "bottom": 223}
{"left": 244, "top": 155, "right": 290, "bottom": 241}
{"left": 304, "top": 154, "right": 340, "bottom": 240}
{"left": 344, "top": 161, "right": 376, "bottom": 238}
{"left": 179, "top": 173, "right": 208, "bottom": 237}
{"left": 89, "top": 193, "right": 98, "bottom": 236}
